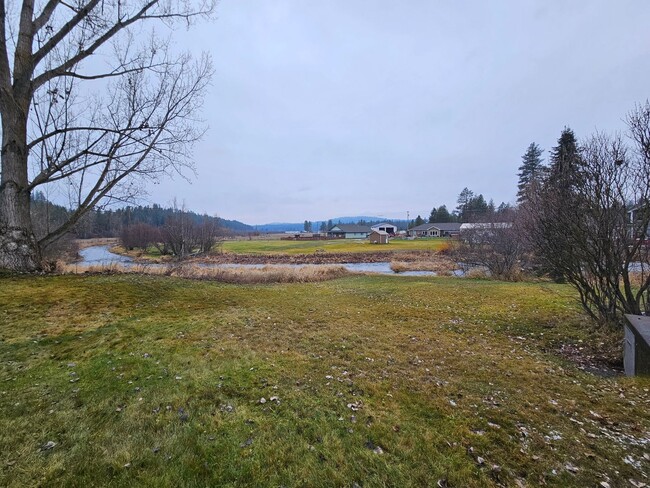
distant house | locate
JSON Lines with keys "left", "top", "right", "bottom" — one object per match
{"left": 628, "top": 206, "right": 650, "bottom": 240}
{"left": 369, "top": 230, "right": 389, "bottom": 244}
{"left": 328, "top": 224, "right": 372, "bottom": 239}
{"left": 408, "top": 223, "right": 461, "bottom": 238}
{"left": 370, "top": 223, "right": 397, "bottom": 235}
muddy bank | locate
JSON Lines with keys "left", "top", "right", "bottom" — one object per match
{"left": 188, "top": 250, "right": 444, "bottom": 265}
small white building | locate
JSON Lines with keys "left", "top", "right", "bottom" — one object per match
{"left": 370, "top": 223, "right": 397, "bottom": 235}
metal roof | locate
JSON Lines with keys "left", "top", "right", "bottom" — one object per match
{"left": 411, "top": 223, "right": 461, "bottom": 232}
{"left": 329, "top": 224, "right": 372, "bottom": 233}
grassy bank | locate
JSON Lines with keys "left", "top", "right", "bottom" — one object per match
{"left": 1, "top": 274, "right": 648, "bottom": 487}
{"left": 221, "top": 238, "right": 450, "bottom": 255}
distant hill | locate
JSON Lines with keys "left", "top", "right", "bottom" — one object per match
{"left": 219, "top": 218, "right": 254, "bottom": 233}
{"left": 252, "top": 222, "right": 305, "bottom": 233}
{"left": 330, "top": 216, "right": 384, "bottom": 224}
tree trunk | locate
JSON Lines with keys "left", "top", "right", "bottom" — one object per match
{"left": 0, "top": 104, "right": 41, "bottom": 272}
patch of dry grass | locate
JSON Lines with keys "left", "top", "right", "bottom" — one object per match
{"left": 172, "top": 264, "right": 350, "bottom": 284}
{"left": 629, "top": 270, "right": 650, "bottom": 287}
{"left": 55, "top": 261, "right": 350, "bottom": 284}
{"left": 390, "top": 256, "right": 456, "bottom": 275}
{"left": 75, "top": 237, "right": 119, "bottom": 250}
{"left": 463, "top": 267, "right": 492, "bottom": 279}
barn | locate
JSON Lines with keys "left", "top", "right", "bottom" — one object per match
{"left": 371, "top": 223, "right": 397, "bottom": 235}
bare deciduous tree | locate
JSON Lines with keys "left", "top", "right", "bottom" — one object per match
{"left": 0, "top": 0, "right": 215, "bottom": 271}
{"left": 525, "top": 102, "right": 650, "bottom": 324}
{"left": 455, "top": 213, "right": 529, "bottom": 281}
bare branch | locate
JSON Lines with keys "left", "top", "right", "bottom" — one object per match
{"left": 33, "top": 0, "right": 60, "bottom": 32}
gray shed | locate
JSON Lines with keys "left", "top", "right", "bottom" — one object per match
{"left": 623, "top": 314, "right": 650, "bottom": 376}
{"left": 369, "top": 230, "right": 389, "bottom": 244}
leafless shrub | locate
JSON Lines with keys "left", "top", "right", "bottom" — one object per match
{"left": 120, "top": 223, "right": 161, "bottom": 251}
{"left": 155, "top": 204, "right": 222, "bottom": 257}
{"left": 454, "top": 218, "right": 529, "bottom": 281}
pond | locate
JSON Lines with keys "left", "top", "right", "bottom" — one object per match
{"left": 78, "top": 245, "right": 134, "bottom": 266}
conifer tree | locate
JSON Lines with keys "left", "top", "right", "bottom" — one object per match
{"left": 548, "top": 128, "right": 581, "bottom": 191}
{"left": 516, "top": 143, "right": 544, "bottom": 204}
{"left": 428, "top": 207, "right": 438, "bottom": 223}
{"left": 436, "top": 205, "right": 453, "bottom": 223}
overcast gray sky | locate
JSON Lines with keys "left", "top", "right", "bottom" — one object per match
{"left": 149, "top": 0, "right": 650, "bottom": 224}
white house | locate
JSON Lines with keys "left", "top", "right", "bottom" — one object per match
{"left": 328, "top": 224, "right": 372, "bottom": 239}
{"left": 628, "top": 206, "right": 650, "bottom": 240}
{"left": 370, "top": 223, "right": 397, "bottom": 235}
{"left": 408, "top": 223, "right": 461, "bottom": 238}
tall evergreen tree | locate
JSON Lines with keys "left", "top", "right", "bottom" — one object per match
{"left": 456, "top": 187, "right": 474, "bottom": 222}
{"left": 540, "top": 127, "right": 581, "bottom": 283}
{"left": 428, "top": 207, "right": 438, "bottom": 223}
{"left": 436, "top": 205, "right": 453, "bottom": 223}
{"left": 497, "top": 202, "right": 512, "bottom": 214}
{"left": 516, "top": 143, "right": 545, "bottom": 204}
{"left": 465, "top": 194, "right": 489, "bottom": 221}
{"left": 548, "top": 128, "right": 581, "bottom": 191}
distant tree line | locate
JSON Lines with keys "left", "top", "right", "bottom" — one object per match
{"left": 406, "top": 190, "right": 512, "bottom": 229}
{"left": 75, "top": 204, "right": 227, "bottom": 239}
{"left": 28, "top": 198, "right": 232, "bottom": 258}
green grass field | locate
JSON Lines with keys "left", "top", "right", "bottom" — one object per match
{"left": 221, "top": 238, "right": 449, "bottom": 255}
{"left": 1, "top": 273, "right": 648, "bottom": 487}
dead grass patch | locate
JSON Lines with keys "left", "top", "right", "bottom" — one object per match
{"left": 390, "top": 256, "right": 456, "bottom": 275}
{"left": 75, "top": 237, "right": 119, "bottom": 250}
{"left": 56, "top": 262, "right": 350, "bottom": 284}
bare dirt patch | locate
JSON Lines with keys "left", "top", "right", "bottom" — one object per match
{"left": 192, "top": 250, "right": 445, "bottom": 265}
